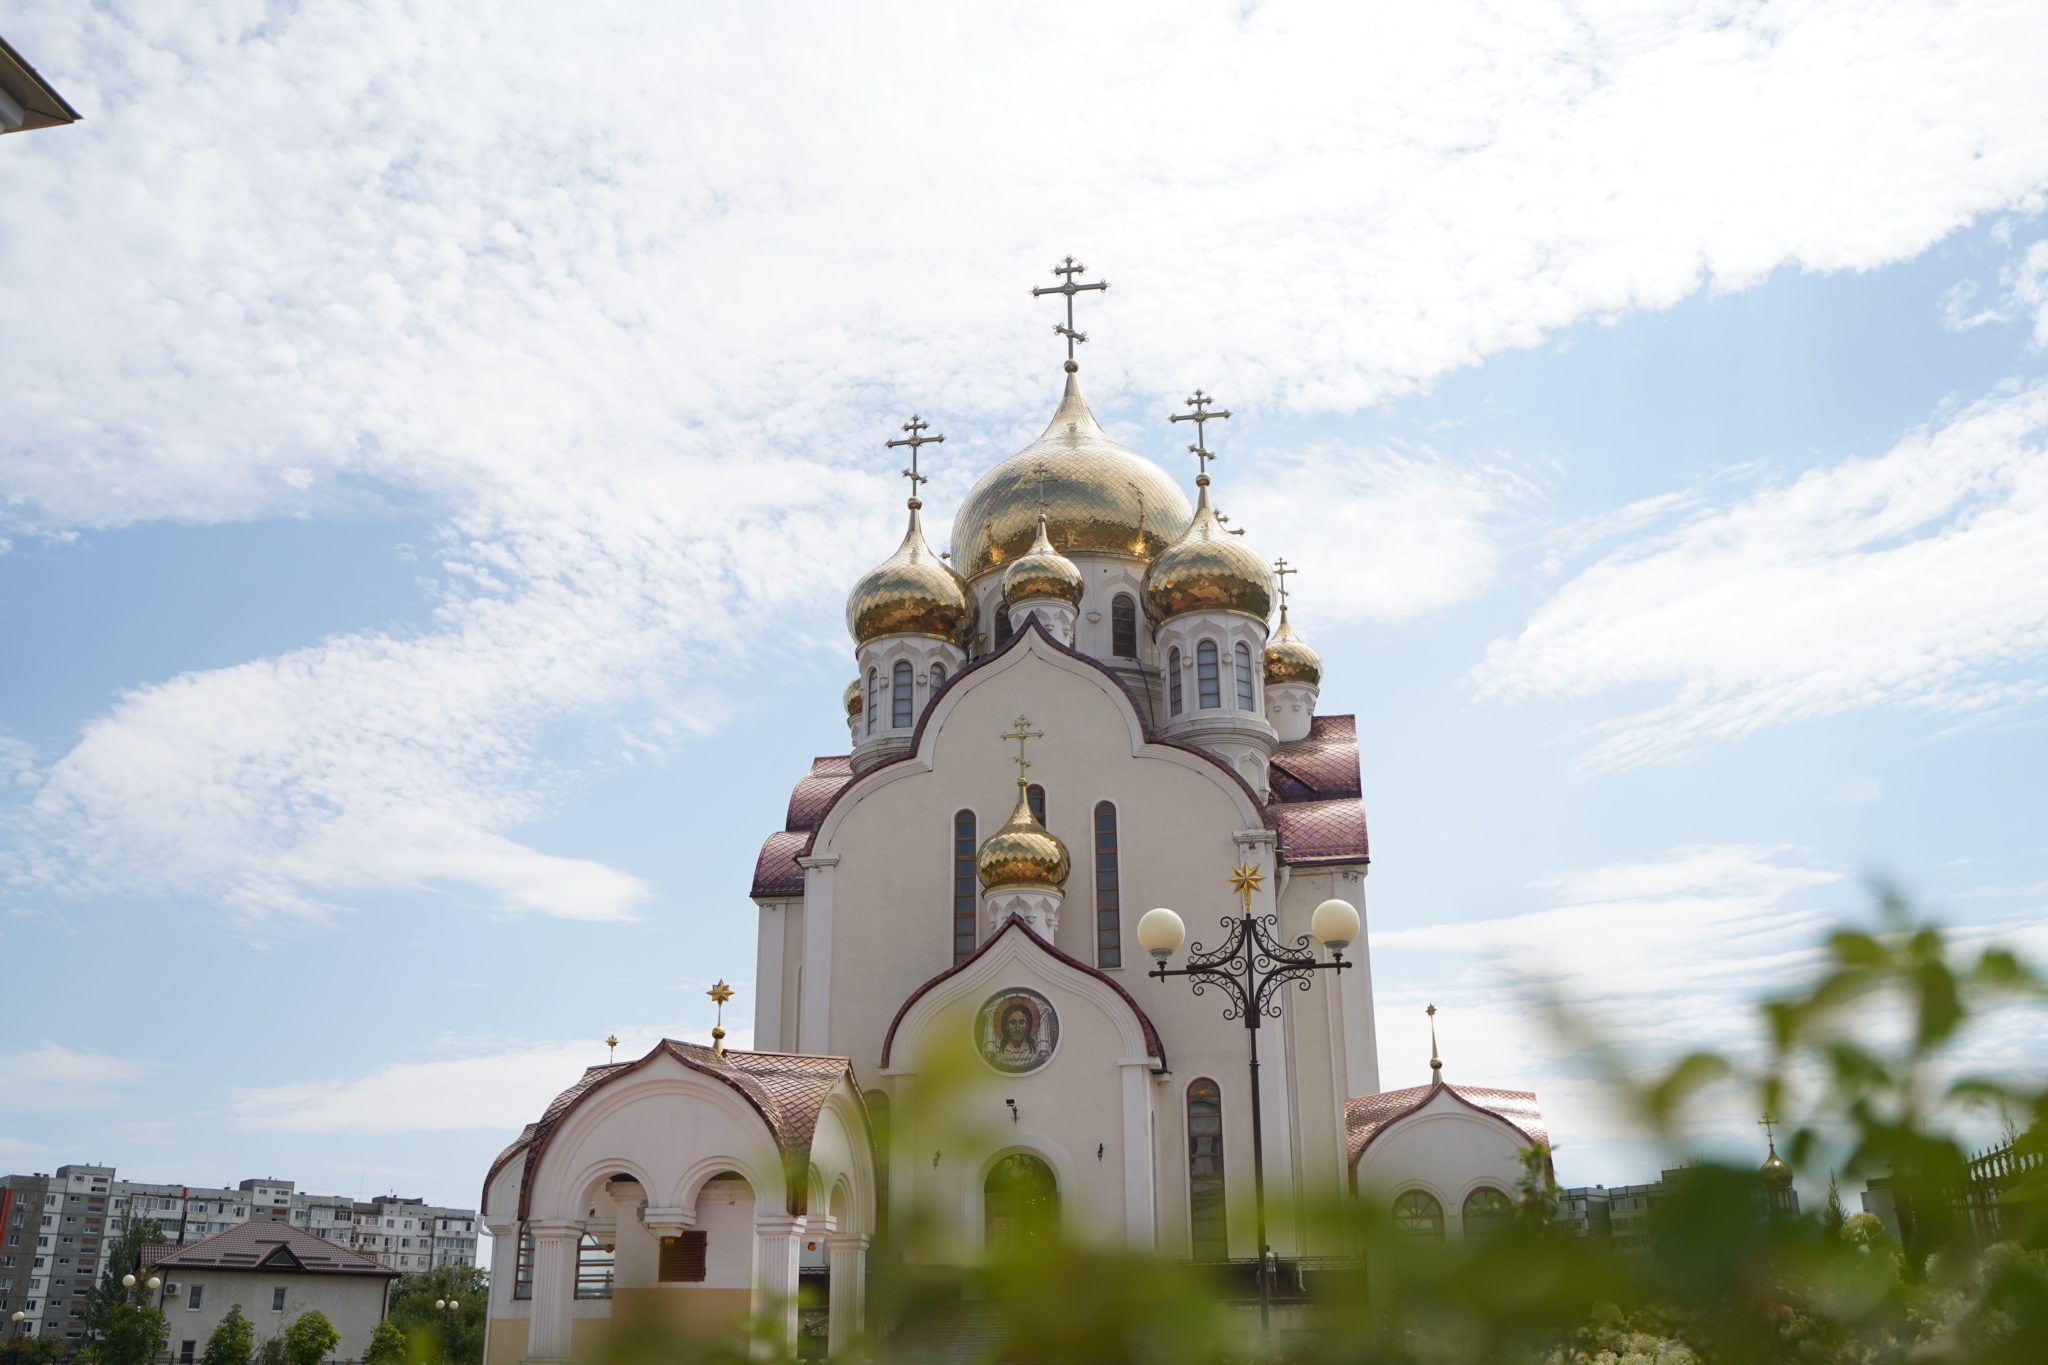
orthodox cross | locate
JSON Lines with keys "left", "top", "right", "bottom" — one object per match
{"left": 1273, "top": 557, "right": 1296, "bottom": 610}
{"left": 1169, "top": 390, "right": 1232, "bottom": 477}
{"left": 1001, "top": 715, "right": 1043, "bottom": 787}
{"left": 885, "top": 415, "right": 944, "bottom": 499}
{"left": 1759, "top": 1114, "right": 1778, "bottom": 1146}
{"left": 1032, "top": 256, "right": 1109, "bottom": 361}
{"left": 708, "top": 980, "right": 734, "bottom": 1055}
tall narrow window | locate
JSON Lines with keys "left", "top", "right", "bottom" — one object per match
{"left": 1111, "top": 594, "right": 1138, "bottom": 657}
{"left": 1026, "top": 784, "right": 1046, "bottom": 825}
{"left": 1235, "top": 642, "right": 1255, "bottom": 709}
{"left": 1169, "top": 648, "right": 1183, "bottom": 716}
{"left": 1093, "top": 801, "right": 1121, "bottom": 968}
{"left": 1197, "top": 640, "right": 1221, "bottom": 709}
{"left": 512, "top": 1226, "right": 534, "bottom": 1299}
{"left": 952, "top": 810, "right": 978, "bottom": 963}
{"left": 892, "top": 660, "right": 914, "bottom": 729}
{"left": 865, "top": 669, "right": 878, "bottom": 735}
{"left": 574, "top": 1234, "right": 614, "bottom": 1299}
{"left": 1187, "top": 1079, "right": 1226, "bottom": 1259}
{"left": 995, "top": 604, "right": 1013, "bottom": 647}
{"left": 930, "top": 662, "right": 946, "bottom": 691}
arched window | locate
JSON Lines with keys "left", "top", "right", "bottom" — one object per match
{"left": 1093, "top": 802, "right": 1121, "bottom": 969}
{"left": 1235, "top": 642, "right": 1255, "bottom": 709}
{"left": 1187, "top": 1079, "right": 1226, "bottom": 1259}
{"left": 930, "top": 662, "right": 946, "bottom": 691}
{"left": 1197, "top": 640, "right": 1221, "bottom": 709}
{"left": 1169, "top": 648, "right": 1184, "bottom": 716}
{"left": 574, "top": 1234, "right": 614, "bottom": 1299}
{"left": 892, "top": 660, "right": 914, "bottom": 729}
{"left": 984, "top": 1153, "right": 1058, "bottom": 1252}
{"left": 865, "top": 668, "right": 878, "bottom": 735}
{"left": 1463, "top": 1187, "right": 1512, "bottom": 1238}
{"left": 995, "top": 604, "right": 1013, "bottom": 648}
{"left": 1111, "top": 593, "right": 1138, "bottom": 658}
{"left": 1392, "top": 1189, "right": 1445, "bottom": 1241}
{"left": 952, "top": 810, "right": 978, "bottom": 964}
{"left": 1026, "top": 784, "right": 1046, "bottom": 825}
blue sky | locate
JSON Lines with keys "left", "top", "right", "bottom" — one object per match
{"left": 4, "top": 2, "right": 2047, "bottom": 1219}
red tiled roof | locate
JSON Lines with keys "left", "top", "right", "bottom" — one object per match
{"left": 751, "top": 830, "right": 809, "bottom": 898}
{"left": 786, "top": 756, "right": 853, "bottom": 831}
{"left": 879, "top": 915, "right": 1166, "bottom": 1071}
{"left": 1267, "top": 715, "right": 1370, "bottom": 864}
{"left": 1345, "top": 1083, "right": 1546, "bottom": 1164}
{"left": 512, "top": 1042, "right": 859, "bottom": 1219}
{"left": 1270, "top": 715, "right": 1362, "bottom": 801}
{"left": 145, "top": 1221, "right": 395, "bottom": 1277}
{"left": 1271, "top": 797, "right": 1370, "bottom": 865}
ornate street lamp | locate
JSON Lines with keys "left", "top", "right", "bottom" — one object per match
{"left": 1138, "top": 865, "right": 1360, "bottom": 1334}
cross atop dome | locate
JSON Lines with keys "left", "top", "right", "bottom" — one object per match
{"left": 1170, "top": 389, "right": 1232, "bottom": 480}
{"left": 886, "top": 415, "right": 944, "bottom": 504}
{"left": 1031, "top": 255, "right": 1109, "bottom": 364}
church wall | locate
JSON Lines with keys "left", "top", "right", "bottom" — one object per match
{"left": 1276, "top": 865, "right": 1373, "bottom": 1249}
{"left": 1353, "top": 1096, "right": 1526, "bottom": 1241}
{"left": 751, "top": 899, "right": 803, "bottom": 1053}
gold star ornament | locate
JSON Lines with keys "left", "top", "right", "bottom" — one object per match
{"left": 1227, "top": 862, "right": 1265, "bottom": 913}
{"left": 707, "top": 981, "right": 734, "bottom": 1006}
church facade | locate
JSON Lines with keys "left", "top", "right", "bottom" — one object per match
{"left": 480, "top": 277, "right": 1546, "bottom": 1359}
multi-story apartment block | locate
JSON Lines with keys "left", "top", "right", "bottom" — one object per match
{"left": 2, "top": 1166, "right": 477, "bottom": 1346}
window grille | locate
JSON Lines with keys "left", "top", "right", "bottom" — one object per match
{"left": 952, "top": 811, "right": 978, "bottom": 963}
{"left": 511, "top": 1226, "right": 534, "bottom": 1300}
{"left": 1168, "top": 649, "right": 1183, "bottom": 715}
{"left": 1235, "top": 642, "right": 1254, "bottom": 709}
{"left": 1197, "top": 640, "right": 1221, "bottom": 708}
{"left": 574, "top": 1235, "right": 614, "bottom": 1299}
{"left": 1111, "top": 594, "right": 1137, "bottom": 657}
{"left": 656, "top": 1231, "right": 707, "bottom": 1283}
{"left": 891, "top": 661, "right": 914, "bottom": 729}
{"left": 1093, "top": 802, "right": 1121, "bottom": 969}
{"left": 1187, "top": 1079, "right": 1226, "bottom": 1258}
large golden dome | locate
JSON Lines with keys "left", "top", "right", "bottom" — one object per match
{"left": 1264, "top": 608, "right": 1323, "bottom": 687}
{"left": 1001, "top": 514, "right": 1084, "bottom": 607}
{"left": 950, "top": 365, "right": 1192, "bottom": 579}
{"left": 975, "top": 786, "right": 1071, "bottom": 890}
{"left": 1142, "top": 476, "right": 1275, "bottom": 622}
{"left": 846, "top": 500, "right": 975, "bottom": 646}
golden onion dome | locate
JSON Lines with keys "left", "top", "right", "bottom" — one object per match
{"left": 846, "top": 500, "right": 975, "bottom": 646}
{"left": 1142, "top": 475, "right": 1276, "bottom": 622}
{"left": 1000, "top": 513, "right": 1084, "bottom": 607}
{"left": 950, "top": 364, "right": 1193, "bottom": 579}
{"left": 975, "top": 785, "right": 1071, "bottom": 890}
{"left": 1760, "top": 1146, "right": 1794, "bottom": 1192}
{"left": 843, "top": 677, "right": 863, "bottom": 717}
{"left": 1264, "top": 608, "right": 1323, "bottom": 687}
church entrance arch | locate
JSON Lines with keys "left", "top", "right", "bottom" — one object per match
{"left": 983, "top": 1152, "right": 1058, "bottom": 1252}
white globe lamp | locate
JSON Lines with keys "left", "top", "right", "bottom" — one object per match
{"left": 1136, "top": 906, "right": 1186, "bottom": 962}
{"left": 1310, "top": 898, "right": 1360, "bottom": 954}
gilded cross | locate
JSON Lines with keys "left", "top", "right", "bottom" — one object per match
{"left": 1273, "top": 558, "right": 1296, "bottom": 609}
{"left": 1759, "top": 1114, "right": 1778, "bottom": 1146}
{"left": 1001, "top": 715, "right": 1043, "bottom": 786}
{"left": 1169, "top": 390, "right": 1232, "bottom": 477}
{"left": 1031, "top": 256, "right": 1109, "bottom": 361}
{"left": 885, "top": 415, "right": 944, "bottom": 498}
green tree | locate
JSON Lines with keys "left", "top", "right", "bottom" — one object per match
{"left": 76, "top": 1217, "right": 165, "bottom": 1348}
{"left": 201, "top": 1305, "right": 255, "bottom": 1365}
{"left": 279, "top": 1312, "right": 338, "bottom": 1365}
{"left": 84, "top": 1301, "right": 168, "bottom": 1365}
{"left": 255, "top": 1335, "right": 286, "bottom": 1365}
{"left": 0, "top": 1337, "right": 62, "bottom": 1365}
{"left": 360, "top": 1320, "right": 407, "bottom": 1365}
{"left": 385, "top": 1264, "right": 487, "bottom": 1365}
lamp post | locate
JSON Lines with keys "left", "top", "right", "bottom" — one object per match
{"left": 1138, "top": 866, "right": 1360, "bottom": 1336}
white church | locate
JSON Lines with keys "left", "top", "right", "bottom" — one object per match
{"left": 479, "top": 266, "right": 1548, "bottom": 1360}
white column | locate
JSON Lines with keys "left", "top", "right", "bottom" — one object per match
{"left": 522, "top": 1220, "right": 580, "bottom": 1362}
{"left": 825, "top": 1234, "right": 869, "bottom": 1356}
{"left": 754, "top": 902, "right": 786, "bottom": 1052}
{"left": 1118, "top": 1058, "right": 1157, "bottom": 1247}
{"left": 753, "top": 1215, "right": 807, "bottom": 1353}
{"left": 797, "top": 856, "right": 840, "bottom": 1053}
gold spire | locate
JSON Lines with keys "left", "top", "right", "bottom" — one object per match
{"left": 1427, "top": 1004, "right": 1443, "bottom": 1089}
{"left": 708, "top": 980, "right": 733, "bottom": 1056}
{"left": 1000, "top": 512, "right": 1084, "bottom": 607}
{"left": 975, "top": 716, "right": 1069, "bottom": 891}
{"left": 1142, "top": 474, "right": 1276, "bottom": 622}
{"left": 605, "top": 1034, "right": 619, "bottom": 1063}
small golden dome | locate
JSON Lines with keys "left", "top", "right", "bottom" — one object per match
{"left": 843, "top": 678, "right": 863, "bottom": 716}
{"left": 950, "top": 368, "right": 1193, "bottom": 578}
{"left": 976, "top": 786, "right": 1071, "bottom": 890}
{"left": 1001, "top": 514, "right": 1084, "bottom": 607}
{"left": 1264, "top": 608, "right": 1323, "bottom": 687}
{"left": 1142, "top": 476, "right": 1275, "bottom": 622}
{"left": 846, "top": 500, "right": 975, "bottom": 647}
{"left": 1760, "top": 1146, "right": 1794, "bottom": 1192}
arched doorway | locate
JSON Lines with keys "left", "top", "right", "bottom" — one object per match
{"left": 983, "top": 1153, "right": 1058, "bottom": 1251}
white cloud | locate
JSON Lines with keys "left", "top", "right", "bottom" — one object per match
{"left": 1831, "top": 777, "right": 1885, "bottom": 804}
{"left": 1472, "top": 383, "right": 2048, "bottom": 771}
{"left": 0, "top": 1042, "right": 142, "bottom": 1111}
{"left": 230, "top": 1026, "right": 749, "bottom": 1135}
{"left": 7, "top": 2, "right": 2048, "bottom": 915}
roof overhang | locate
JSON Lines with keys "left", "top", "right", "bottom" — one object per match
{"left": 0, "top": 35, "right": 83, "bottom": 134}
